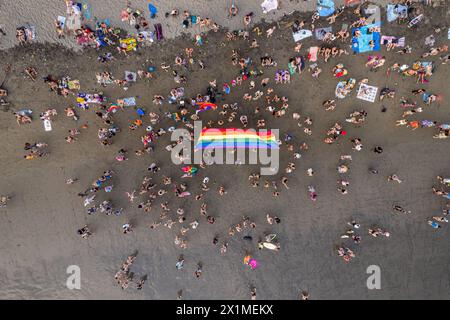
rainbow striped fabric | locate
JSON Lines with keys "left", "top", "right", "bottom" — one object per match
{"left": 195, "top": 128, "right": 279, "bottom": 149}
{"left": 195, "top": 102, "right": 218, "bottom": 114}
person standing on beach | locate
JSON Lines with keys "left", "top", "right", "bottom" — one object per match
{"left": 194, "top": 263, "right": 202, "bottom": 278}
{"left": 122, "top": 223, "right": 133, "bottom": 234}
{"left": 250, "top": 287, "right": 256, "bottom": 300}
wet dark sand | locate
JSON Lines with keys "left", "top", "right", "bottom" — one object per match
{"left": 0, "top": 6, "right": 449, "bottom": 299}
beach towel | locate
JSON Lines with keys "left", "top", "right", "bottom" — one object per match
{"left": 195, "top": 129, "right": 278, "bottom": 150}
{"left": 57, "top": 16, "right": 66, "bottom": 28}
{"left": 77, "top": 93, "right": 104, "bottom": 109}
{"left": 364, "top": 6, "right": 377, "bottom": 15}
{"left": 425, "top": 35, "right": 435, "bottom": 46}
{"left": 17, "top": 109, "right": 33, "bottom": 117}
{"left": 387, "top": 4, "right": 408, "bottom": 22}
{"left": 315, "top": 27, "right": 332, "bottom": 40}
{"left": 352, "top": 24, "right": 381, "bottom": 53}
{"left": 66, "top": 3, "right": 82, "bottom": 30}
{"left": 408, "top": 14, "right": 424, "bottom": 28}
{"left": 74, "top": 2, "right": 82, "bottom": 12}
{"left": 261, "top": 0, "right": 278, "bottom": 14}
{"left": 422, "top": 93, "right": 431, "bottom": 102}
{"left": 308, "top": 46, "right": 319, "bottom": 62}
{"left": 27, "top": 25, "right": 37, "bottom": 41}
{"left": 421, "top": 120, "right": 435, "bottom": 127}
{"left": 196, "top": 102, "right": 218, "bottom": 114}
{"left": 335, "top": 81, "right": 347, "bottom": 99}
{"left": 125, "top": 71, "right": 137, "bottom": 82}
{"left": 335, "top": 78, "right": 356, "bottom": 99}
{"left": 293, "top": 29, "right": 312, "bottom": 42}
{"left": 82, "top": 0, "right": 92, "bottom": 20}
{"left": 137, "top": 108, "right": 145, "bottom": 117}
{"left": 154, "top": 23, "right": 163, "bottom": 41}
{"left": 148, "top": 4, "right": 157, "bottom": 18}
{"left": 381, "top": 35, "right": 405, "bottom": 47}
{"left": 19, "top": 24, "right": 37, "bottom": 42}
{"left": 120, "top": 38, "right": 137, "bottom": 51}
{"left": 309, "top": 63, "right": 318, "bottom": 70}
{"left": 420, "top": 61, "right": 433, "bottom": 76}
{"left": 138, "top": 31, "right": 154, "bottom": 43}
{"left": 118, "top": 97, "right": 136, "bottom": 107}
{"left": 223, "top": 84, "right": 231, "bottom": 95}
{"left": 380, "top": 35, "right": 394, "bottom": 44}
{"left": 66, "top": 14, "right": 81, "bottom": 31}
{"left": 68, "top": 80, "right": 80, "bottom": 90}
{"left": 317, "top": 0, "right": 335, "bottom": 17}
{"left": 43, "top": 119, "right": 52, "bottom": 132}
{"left": 357, "top": 84, "right": 378, "bottom": 102}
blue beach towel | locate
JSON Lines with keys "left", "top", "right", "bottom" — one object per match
{"left": 123, "top": 97, "right": 137, "bottom": 107}
{"left": 82, "top": 0, "right": 92, "bottom": 20}
{"left": 351, "top": 24, "right": 381, "bottom": 53}
{"left": 148, "top": 4, "right": 157, "bottom": 18}
{"left": 137, "top": 108, "right": 145, "bottom": 116}
{"left": 387, "top": 4, "right": 408, "bottom": 22}
{"left": 317, "top": 0, "right": 335, "bottom": 17}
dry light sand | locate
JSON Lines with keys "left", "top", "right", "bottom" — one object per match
{"left": 0, "top": 0, "right": 426, "bottom": 50}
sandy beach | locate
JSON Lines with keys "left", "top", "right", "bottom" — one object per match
{"left": 0, "top": 1, "right": 449, "bottom": 300}
{"left": 0, "top": 0, "right": 428, "bottom": 50}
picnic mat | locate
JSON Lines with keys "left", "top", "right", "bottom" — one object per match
{"left": 357, "top": 84, "right": 378, "bottom": 103}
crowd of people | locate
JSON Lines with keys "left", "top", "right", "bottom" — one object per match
{"left": 1, "top": 0, "right": 448, "bottom": 299}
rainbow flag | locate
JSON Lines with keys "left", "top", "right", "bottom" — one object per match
{"left": 195, "top": 128, "right": 279, "bottom": 149}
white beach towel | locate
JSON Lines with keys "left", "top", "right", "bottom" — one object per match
{"left": 357, "top": 84, "right": 378, "bottom": 103}
{"left": 261, "top": 0, "right": 278, "bottom": 14}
